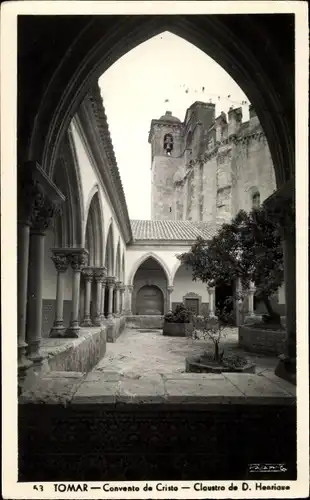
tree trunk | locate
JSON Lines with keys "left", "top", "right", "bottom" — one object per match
{"left": 214, "top": 342, "right": 219, "bottom": 362}
{"left": 261, "top": 294, "right": 281, "bottom": 323}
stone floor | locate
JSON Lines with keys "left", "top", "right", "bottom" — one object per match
{"left": 94, "top": 326, "right": 277, "bottom": 376}
{"left": 20, "top": 327, "right": 296, "bottom": 405}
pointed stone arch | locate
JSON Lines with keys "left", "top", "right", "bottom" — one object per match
{"left": 128, "top": 252, "right": 172, "bottom": 287}
{"left": 52, "top": 132, "right": 83, "bottom": 247}
{"left": 121, "top": 251, "right": 126, "bottom": 283}
{"left": 84, "top": 186, "right": 104, "bottom": 267}
{"left": 105, "top": 220, "right": 115, "bottom": 276}
{"left": 115, "top": 239, "right": 121, "bottom": 280}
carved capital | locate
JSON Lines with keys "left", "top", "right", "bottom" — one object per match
{"left": 127, "top": 285, "right": 134, "bottom": 293}
{"left": 69, "top": 250, "right": 89, "bottom": 271}
{"left": 18, "top": 161, "right": 65, "bottom": 231}
{"left": 94, "top": 267, "right": 107, "bottom": 283}
{"left": 120, "top": 285, "right": 126, "bottom": 293}
{"left": 167, "top": 286, "right": 174, "bottom": 294}
{"left": 82, "top": 267, "right": 94, "bottom": 282}
{"left": 51, "top": 252, "right": 69, "bottom": 273}
{"left": 30, "top": 193, "right": 62, "bottom": 233}
{"left": 115, "top": 280, "right": 123, "bottom": 290}
{"left": 106, "top": 276, "right": 116, "bottom": 288}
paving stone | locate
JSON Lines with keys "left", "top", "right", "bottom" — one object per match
{"left": 258, "top": 369, "right": 296, "bottom": 396}
{"left": 163, "top": 373, "right": 226, "bottom": 380}
{"left": 223, "top": 373, "right": 294, "bottom": 399}
{"left": 118, "top": 377, "right": 165, "bottom": 403}
{"left": 84, "top": 371, "right": 121, "bottom": 382}
{"left": 72, "top": 381, "right": 119, "bottom": 404}
{"left": 20, "top": 374, "right": 84, "bottom": 405}
{"left": 164, "top": 377, "right": 245, "bottom": 403}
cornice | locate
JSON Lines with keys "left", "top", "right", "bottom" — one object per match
{"left": 75, "top": 84, "right": 133, "bottom": 244}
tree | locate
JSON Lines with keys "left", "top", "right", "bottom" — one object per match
{"left": 178, "top": 207, "right": 284, "bottom": 323}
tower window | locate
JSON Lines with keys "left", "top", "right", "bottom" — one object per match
{"left": 252, "top": 191, "right": 260, "bottom": 208}
{"left": 163, "top": 133, "right": 173, "bottom": 155}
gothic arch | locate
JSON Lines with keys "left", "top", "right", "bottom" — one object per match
{"left": 22, "top": 16, "right": 294, "bottom": 190}
{"left": 52, "top": 132, "right": 83, "bottom": 247}
{"left": 115, "top": 239, "right": 121, "bottom": 280}
{"left": 171, "top": 259, "right": 183, "bottom": 284}
{"left": 84, "top": 187, "right": 104, "bottom": 266}
{"left": 122, "top": 251, "right": 126, "bottom": 283}
{"left": 105, "top": 220, "right": 115, "bottom": 276}
{"left": 128, "top": 252, "right": 172, "bottom": 287}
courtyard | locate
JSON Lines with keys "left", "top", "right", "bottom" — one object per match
{"left": 36, "top": 326, "right": 294, "bottom": 406}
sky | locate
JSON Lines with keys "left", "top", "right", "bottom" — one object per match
{"left": 98, "top": 32, "right": 250, "bottom": 220}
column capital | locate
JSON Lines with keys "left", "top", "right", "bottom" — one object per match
{"left": 106, "top": 276, "right": 116, "bottom": 288}
{"left": 120, "top": 285, "right": 126, "bottom": 293}
{"left": 167, "top": 285, "right": 174, "bottom": 293}
{"left": 207, "top": 285, "right": 216, "bottom": 293}
{"left": 93, "top": 267, "right": 107, "bottom": 282}
{"left": 115, "top": 280, "right": 123, "bottom": 290}
{"left": 51, "top": 251, "right": 70, "bottom": 273}
{"left": 82, "top": 267, "right": 94, "bottom": 282}
{"left": 68, "top": 249, "right": 89, "bottom": 271}
{"left": 127, "top": 285, "right": 134, "bottom": 293}
{"left": 19, "top": 161, "right": 65, "bottom": 231}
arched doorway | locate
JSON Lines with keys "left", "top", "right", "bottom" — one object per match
{"left": 132, "top": 256, "right": 168, "bottom": 315}
{"left": 136, "top": 285, "right": 164, "bottom": 315}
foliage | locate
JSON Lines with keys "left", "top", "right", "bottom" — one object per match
{"left": 164, "top": 303, "right": 191, "bottom": 324}
{"left": 178, "top": 207, "right": 284, "bottom": 322}
{"left": 192, "top": 306, "right": 234, "bottom": 362}
{"left": 193, "top": 306, "right": 248, "bottom": 369}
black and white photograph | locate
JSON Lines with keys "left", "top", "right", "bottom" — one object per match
{"left": 1, "top": 1, "right": 309, "bottom": 497}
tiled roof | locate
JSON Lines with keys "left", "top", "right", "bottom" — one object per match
{"left": 130, "top": 220, "right": 220, "bottom": 241}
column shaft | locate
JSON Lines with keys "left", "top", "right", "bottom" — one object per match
{"left": 26, "top": 231, "right": 45, "bottom": 363}
{"left": 81, "top": 272, "right": 93, "bottom": 327}
{"left": 18, "top": 221, "right": 32, "bottom": 372}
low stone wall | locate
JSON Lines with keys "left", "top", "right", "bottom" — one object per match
{"left": 239, "top": 325, "right": 286, "bottom": 355}
{"left": 41, "top": 327, "right": 107, "bottom": 373}
{"left": 163, "top": 322, "right": 193, "bottom": 337}
{"left": 106, "top": 316, "right": 126, "bottom": 343}
{"left": 126, "top": 315, "right": 164, "bottom": 329}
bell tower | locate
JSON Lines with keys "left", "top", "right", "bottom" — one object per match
{"left": 148, "top": 111, "right": 184, "bottom": 220}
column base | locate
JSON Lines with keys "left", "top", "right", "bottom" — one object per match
{"left": 93, "top": 316, "right": 103, "bottom": 327}
{"left": 18, "top": 352, "right": 33, "bottom": 391}
{"left": 275, "top": 354, "right": 296, "bottom": 386}
{"left": 64, "top": 325, "right": 80, "bottom": 338}
{"left": 80, "top": 318, "right": 93, "bottom": 327}
{"left": 27, "top": 341, "right": 45, "bottom": 365}
{"left": 49, "top": 324, "right": 66, "bottom": 338}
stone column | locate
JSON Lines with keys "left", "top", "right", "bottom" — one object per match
{"left": 264, "top": 181, "right": 296, "bottom": 384}
{"left": 167, "top": 286, "right": 174, "bottom": 313}
{"left": 25, "top": 166, "right": 64, "bottom": 365}
{"left": 80, "top": 267, "right": 94, "bottom": 327}
{"left": 106, "top": 276, "right": 116, "bottom": 320}
{"left": 66, "top": 249, "right": 89, "bottom": 337}
{"left": 17, "top": 218, "right": 33, "bottom": 378}
{"left": 93, "top": 267, "right": 107, "bottom": 326}
{"left": 207, "top": 286, "right": 216, "bottom": 318}
{"left": 120, "top": 285, "right": 126, "bottom": 314}
{"left": 49, "top": 251, "right": 70, "bottom": 337}
{"left": 100, "top": 278, "right": 107, "bottom": 321}
{"left": 126, "top": 285, "right": 134, "bottom": 315}
{"left": 115, "top": 281, "right": 122, "bottom": 316}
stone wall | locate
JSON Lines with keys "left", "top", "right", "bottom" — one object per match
{"left": 126, "top": 315, "right": 164, "bottom": 329}
{"left": 239, "top": 325, "right": 286, "bottom": 355}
